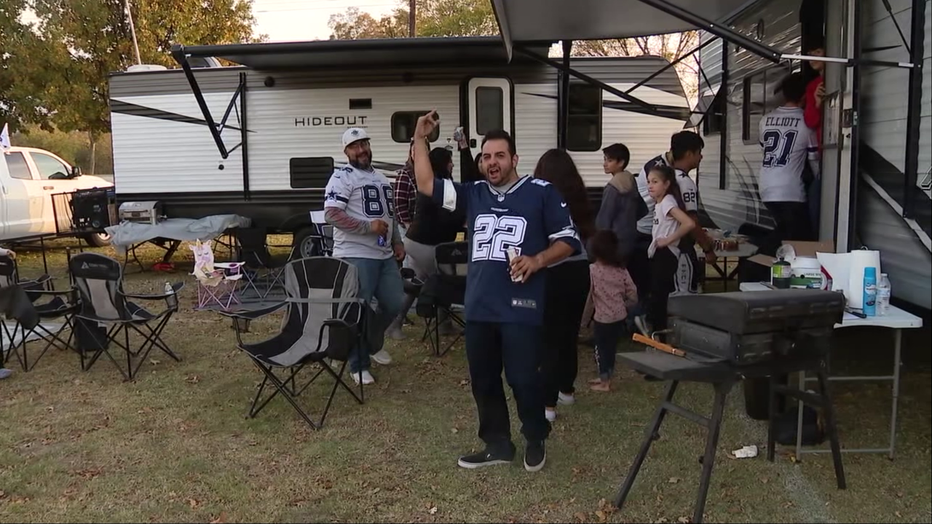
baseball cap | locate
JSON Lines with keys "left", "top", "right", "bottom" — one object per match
{"left": 342, "top": 127, "right": 369, "bottom": 148}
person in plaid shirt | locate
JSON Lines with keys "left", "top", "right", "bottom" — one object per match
{"left": 393, "top": 140, "right": 418, "bottom": 232}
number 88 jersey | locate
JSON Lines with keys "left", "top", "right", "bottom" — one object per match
{"left": 434, "top": 175, "right": 580, "bottom": 326}
{"left": 324, "top": 164, "right": 395, "bottom": 259}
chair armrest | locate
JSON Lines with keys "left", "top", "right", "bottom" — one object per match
{"left": 285, "top": 297, "right": 367, "bottom": 305}
{"left": 24, "top": 287, "right": 75, "bottom": 297}
{"left": 217, "top": 301, "right": 288, "bottom": 321}
{"left": 123, "top": 282, "right": 186, "bottom": 300}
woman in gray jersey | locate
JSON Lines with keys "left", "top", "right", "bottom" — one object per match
{"left": 533, "top": 149, "right": 595, "bottom": 422}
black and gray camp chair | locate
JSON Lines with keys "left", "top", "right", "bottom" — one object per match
{"left": 234, "top": 227, "right": 293, "bottom": 299}
{"left": 219, "top": 256, "right": 368, "bottom": 430}
{"left": 1, "top": 255, "right": 77, "bottom": 371}
{"left": 68, "top": 252, "right": 184, "bottom": 381}
{"left": 416, "top": 241, "right": 468, "bottom": 357}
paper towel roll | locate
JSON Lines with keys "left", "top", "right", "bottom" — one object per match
{"left": 846, "top": 249, "right": 881, "bottom": 310}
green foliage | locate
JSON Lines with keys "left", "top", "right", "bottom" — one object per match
{"left": 3, "top": 0, "right": 262, "bottom": 136}
{"left": 328, "top": 0, "right": 498, "bottom": 40}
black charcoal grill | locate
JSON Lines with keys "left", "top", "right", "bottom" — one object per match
{"left": 614, "top": 290, "right": 847, "bottom": 524}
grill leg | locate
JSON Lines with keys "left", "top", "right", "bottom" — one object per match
{"left": 816, "top": 368, "right": 847, "bottom": 489}
{"left": 767, "top": 374, "right": 778, "bottom": 462}
{"left": 693, "top": 381, "right": 732, "bottom": 524}
{"left": 614, "top": 380, "right": 678, "bottom": 509}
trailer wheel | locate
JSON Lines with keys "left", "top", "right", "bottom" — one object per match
{"left": 84, "top": 232, "right": 111, "bottom": 248}
{"left": 293, "top": 227, "right": 323, "bottom": 259}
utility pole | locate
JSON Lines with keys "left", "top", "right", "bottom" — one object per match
{"left": 408, "top": 0, "right": 416, "bottom": 37}
{"left": 125, "top": 0, "right": 142, "bottom": 65}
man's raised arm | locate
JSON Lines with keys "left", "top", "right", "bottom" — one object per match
{"left": 412, "top": 111, "right": 439, "bottom": 197}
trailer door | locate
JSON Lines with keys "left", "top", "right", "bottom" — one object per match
{"left": 465, "top": 78, "right": 513, "bottom": 149}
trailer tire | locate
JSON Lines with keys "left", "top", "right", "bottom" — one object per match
{"left": 293, "top": 227, "right": 324, "bottom": 259}
{"left": 84, "top": 232, "right": 112, "bottom": 248}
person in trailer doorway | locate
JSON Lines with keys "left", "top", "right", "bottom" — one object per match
{"left": 411, "top": 111, "right": 580, "bottom": 473}
{"left": 802, "top": 36, "right": 826, "bottom": 234}
{"left": 634, "top": 131, "right": 716, "bottom": 335}
{"left": 760, "top": 73, "right": 820, "bottom": 244}
{"left": 323, "top": 127, "right": 406, "bottom": 385}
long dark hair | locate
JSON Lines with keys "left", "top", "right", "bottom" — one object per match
{"left": 650, "top": 165, "right": 686, "bottom": 211}
{"left": 428, "top": 147, "right": 453, "bottom": 180}
{"left": 533, "top": 149, "right": 596, "bottom": 242}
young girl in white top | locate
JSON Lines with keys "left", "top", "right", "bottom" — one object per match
{"left": 646, "top": 165, "right": 695, "bottom": 334}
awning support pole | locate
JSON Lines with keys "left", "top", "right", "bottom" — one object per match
{"left": 625, "top": 36, "right": 718, "bottom": 95}
{"left": 171, "top": 44, "right": 233, "bottom": 159}
{"left": 903, "top": 0, "right": 926, "bottom": 219}
{"left": 635, "top": 0, "right": 781, "bottom": 63}
{"left": 558, "top": 40, "right": 572, "bottom": 149}
{"left": 516, "top": 46, "right": 661, "bottom": 116}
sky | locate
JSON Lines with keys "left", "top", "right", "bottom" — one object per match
{"left": 251, "top": 0, "right": 400, "bottom": 41}
{"left": 19, "top": 1, "right": 401, "bottom": 42}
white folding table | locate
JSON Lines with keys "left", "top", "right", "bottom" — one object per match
{"left": 739, "top": 282, "right": 923, "bottom": 459}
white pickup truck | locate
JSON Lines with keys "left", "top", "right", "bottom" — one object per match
{"left": 1, "top": 146, "right": 114, "bottom": 246}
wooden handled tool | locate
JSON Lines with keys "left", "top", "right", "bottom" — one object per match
{"left": 632, "top": 333, "right": 686, "bottom": 357}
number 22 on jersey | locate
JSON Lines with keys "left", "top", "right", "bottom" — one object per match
{"left": 472, "top": 214, "right": 528, "bottom": 261}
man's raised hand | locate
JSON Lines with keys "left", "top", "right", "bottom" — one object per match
{"left": 415, "top": 110, "right": 439, "bottom": 140}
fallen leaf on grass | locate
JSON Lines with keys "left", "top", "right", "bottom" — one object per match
{"left": 0, "top": 490, "right": 6, "bottom": 499}
{"left": 187, "top": 498, "right": 200, "bottom": 509}
{"left": 574, "top": 512, "right": 587, "bottom": 523}
{"left": 75, "top": 468, "right": 102, "bottom": 480}
{"left": 428, "top": 506, "right": 438, "bottom": 515}
{"left": 595, "top": 510, "right": 607, "bottom": 522}
{"left": 210, "top": 511, "right": 228, "bottom": 523}
{"left": 149, "top": 359, "right": 161, "bottom": 365}
{"left": 677, "top": 517, "right": 691, "bottom": 523}
{"left": 668, "top": 477, "right": 681, "bottom": 484}
{"left": 186, "top": 375, "right": 200, "bottom": 384}
{"left": 895, "top": 512, "right": 902, "bottom": 518}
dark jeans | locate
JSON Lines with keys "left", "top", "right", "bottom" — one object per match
{"left": 542, "top": 259, "right": 590, "bottom": 406}
{"left": 466, "top": 321, "right": 550, "bottom": 449}
{"left": 593, "top": 320, "right": 626, "bottom": 380}
{"left": 648, "top": 247, "right": 679, "bottom": 332}
{"left": 765, "top": 201, "right": 814, "bottom": 243}
{"left": 628, "top": 232, "right": 653, "bottom": 313}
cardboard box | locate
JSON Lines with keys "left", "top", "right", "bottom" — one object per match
{"left": 748, "top": 240, "right": 836, "bottom": 268}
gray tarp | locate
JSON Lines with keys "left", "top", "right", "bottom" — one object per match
{"left": 105, "top": 214, "right": 251, "bottom": 254}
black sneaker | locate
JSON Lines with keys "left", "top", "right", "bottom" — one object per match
{"left": 457, "top": 445, "right": 515, "bottom": 469}
{"left": 524, "top": 441, "right": 546, "bottom": 472}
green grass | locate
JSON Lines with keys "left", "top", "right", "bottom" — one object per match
{"left": 2, "top": 239, "right": 930, "bottom": 523}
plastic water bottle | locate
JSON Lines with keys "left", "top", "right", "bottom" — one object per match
{"left": 164, "top": 282, "right": 174, "bottom": 295}
{"left": 877, "top": 273, "right": 891, "bottom": 316}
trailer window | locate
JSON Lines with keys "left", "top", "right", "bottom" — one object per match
{"left": 703, "top": 91, "right": 725, "bottom": 136}
{"left": 4, "top": 152, "right": 32, "bottom": 180}
{"left": 391, "top": 112, "right": 440, "bottom": 143}
{"left": 476, "top": 87, "right": 504, "bottom": 135}
{"left": 567, "top": 83, "right": 602, "bottom": 152}
{"left": 742, "top": 65, "right": 791, "bottom": 144}
{"left": 290, "top": 157, "right": 335, "bottom": 189}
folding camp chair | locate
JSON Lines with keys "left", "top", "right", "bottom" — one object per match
{"left": 1, "top": 255, "right": 77, "bottom": 371}
{"left": 235, "top": 227, "right": 293, "bottom": 299}
{"left": 219, "top": 256, "right": 368, "bottom": 430}
{"left": 417, "top": 241, "right": 468, "bottom": 357}
{"left": 68, "top": 252, "right": 185, "bottom": 381}
{"left": 189, "top": 239, "right": 243, "bottom": 310}
{"left": 307, "top": 210, "right": 335, "bottom": 257}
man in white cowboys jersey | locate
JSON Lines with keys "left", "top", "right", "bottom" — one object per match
{"left": 759, "top": 72, "right": 820, "bottom": 242}
{"left": 412, "top": 111, "right": 580, "bottom": 473}
{"left": 324, "top": 127, "right": 406, "bottom": 386}
{"left": 633, "top": 131, "right": 716, "bottom": 332}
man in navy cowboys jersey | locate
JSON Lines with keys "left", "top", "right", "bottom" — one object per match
{"left": 412, "top": 111, "right": 580, "bottom": 472}
{"left": 324, "top": 127, "right": 406, "bottom": 386}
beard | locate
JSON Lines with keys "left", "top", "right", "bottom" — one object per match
{"left": 349, "top": 154, "right": 372, "bottom": 171}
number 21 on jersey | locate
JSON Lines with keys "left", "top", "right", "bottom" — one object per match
{"left": 472, "top": 214, "right": 528, "bottom": 261}
{"left": 762, "top": 130, "right": 798, "bottom": 168}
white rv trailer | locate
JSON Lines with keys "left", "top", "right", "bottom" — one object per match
{"left": 688, "top": 0, "right": 931, "bottom": 311}
{"left": 108, "top": 37, "right": 690, "bottom": 252}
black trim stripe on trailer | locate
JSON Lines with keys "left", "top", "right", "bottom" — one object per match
{"left": 109, "top": 99, "right": 255, "bottom": 133}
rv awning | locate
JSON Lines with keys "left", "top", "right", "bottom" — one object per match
{"left": 173, "top": 37, "right": 552, "bottom": 70}
{"left": 491, "top": 0, "right": 782, "bottom": 63}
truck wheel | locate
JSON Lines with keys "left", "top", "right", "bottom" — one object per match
{"left": 84, "top": 232, "right": 111, "bottom": 248}
{"left": 293, "top": 227, "right": 323, "bottom": 259}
